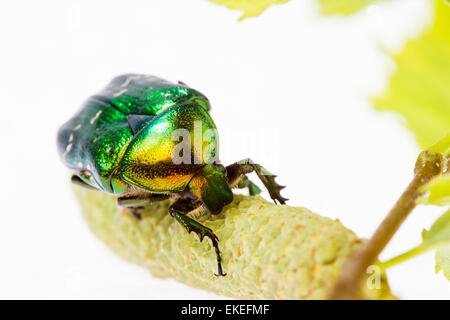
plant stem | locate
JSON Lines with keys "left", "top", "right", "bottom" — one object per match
{"left": 328, "top": 151, "right": 443, "bottom": 300}
{"left": 377, "top": 245, "right": 428, "bottom": 270}
{"left": 379, "top": 240, "right": 450, "bottom": 270}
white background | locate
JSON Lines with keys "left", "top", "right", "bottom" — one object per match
{"left": 0, "top": 0, "right": 448, "bottom": 299}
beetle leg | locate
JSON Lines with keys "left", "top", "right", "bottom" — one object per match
{"left": 235, "top": 175, "right": 262, "bottom": 196}
{"left": 130, "top": 208, "right": 143, "bottom": 220}
{"left": 117, "top": 193, "right": 170, "bottom": 207}
{"left": 226, "top": 158, "right": 288, "bottom": 204}
{"left": 118, "top": 192, "right": 171, "bottom": 220}
{"left": 169, "top": 199, "right": 226, "bottom": 277}
{"left": 71, "top": 175, "right": 99, "bottom": 191}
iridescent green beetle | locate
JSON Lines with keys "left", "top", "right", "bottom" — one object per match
{"left": 57, "top": 74, "right": 287, "bottom": 276}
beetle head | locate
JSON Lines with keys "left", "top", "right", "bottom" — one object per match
{"left": 188, "top": 164, "right": 233, "bottom": 214}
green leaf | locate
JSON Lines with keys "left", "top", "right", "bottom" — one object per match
{"left": 318, "top": 0, "right": 383, "bottom": 15}
{"left": 206, "top": 0, "right": 386, "bottom": 19}
{"left": 436, "top": 246, "right": 450, "bottom": 280}
{"left": 418, "top": 174, "right": 450, "bottom": 206}
{"left": 379, "top": 209, "right": 450, "bottom": 277}
{"left": 422, "top": 209, "right": 450, "bottom": 247}
{"left": 207, "top": 0, "right": 450, "bottom": 20}
{"left": 207, "top": 0, "right": 396, "bottom": 18}
{"left": 207, "top": 0, "right": 291, "bottom": 20}
{"left": 427, "top": 210, "right": 450, "bottom": 280}
{"left": 372, "top": 1, "right": 450, "bottom": 149}
{"left": 427, "top": 131, "right": 450, "bottom": 156}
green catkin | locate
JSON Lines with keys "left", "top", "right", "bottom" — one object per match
{"left": 73, "top": 186, "right": 394, "bottom": 299}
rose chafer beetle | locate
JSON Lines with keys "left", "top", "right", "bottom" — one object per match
{"left": 57, "top": 74, "right": 287, "bottom": 276}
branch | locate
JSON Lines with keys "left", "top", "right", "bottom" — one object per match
{"left": 329, "top": 151, "right": 443, "bottom": 300}
{"left": 73, "top": 187, "right": 394, "bottom": 300}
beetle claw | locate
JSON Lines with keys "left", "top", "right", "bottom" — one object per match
{"left": 171, "top": 211, "right": 227, "bottom": 276}
{"left": 130, "top": 209, "right": 142, "bottom": 220}
{"left": 275, "top": 197, "right": 289, "bottom": 205}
